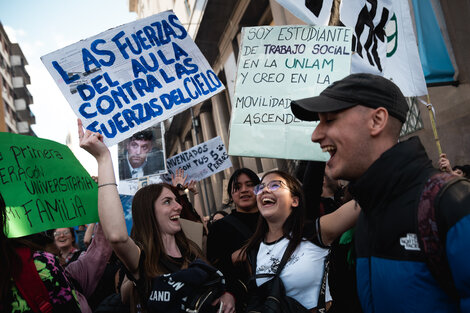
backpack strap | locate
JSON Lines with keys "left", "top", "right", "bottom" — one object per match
{"left": 14, "top": 248, "right": 53, "bottom": 313}
{"left": 247, "top": 244, "right": 260, "bottom": 278}
{"left": 223, "top": 214, "right": 254, "bottom": 241}
{"left": 316, "top": 251, "right": 330, "bottom": 313}
{"left": 247, "top": 240, "right": 292, "bottom": 281}
{"left": 274, "top": 244, "right": 293, "bottom": 276}
{"left": 417, "top": 171, "right": 465, "bottom": 301}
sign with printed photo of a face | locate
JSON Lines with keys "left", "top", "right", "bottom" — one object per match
{"left": 117, "top": 123, "right": 166, "bottom": 181}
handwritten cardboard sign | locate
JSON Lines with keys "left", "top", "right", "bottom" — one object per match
{"left": 229, "top": 25, "right": 352, "bottom": 161}
{"left": 41, "top": 10, "right": 225, "bottom": 146}
{"left": 162, "top": 136, "right": 232, "bottom": 182}
{"left": 0, "top": 133, "right": 98, "bottom": 238}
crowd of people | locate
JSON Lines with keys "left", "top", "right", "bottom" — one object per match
{"left": 2, "top": 73, "right": 469, "bottom": 313}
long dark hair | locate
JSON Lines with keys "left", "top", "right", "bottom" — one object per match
{"left": 241, "top": 170, "right": 306, "bottom": 270}
{"left": 130, "top": 183, "right": 201, "bottom": 278}
{"left": 129, "top": 183, "right": 203, "bottom": 313}
{"left": 226, "top": 168, "right": 261, "bottom": 204}
{"left": 0, "top": 192, "right": 19, "bottom": 308}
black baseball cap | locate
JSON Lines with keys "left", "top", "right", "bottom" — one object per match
{"left": 291, "top": 73, "right": 409, "bottom": 123}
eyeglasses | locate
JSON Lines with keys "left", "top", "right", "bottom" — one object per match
{"left": 53, "top": 230, "right": 71, "bottom": 237}
{"left": 253, "top": 180, "right": 287, "bottom": 195}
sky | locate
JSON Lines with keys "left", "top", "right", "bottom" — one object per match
{"left": 0, "top": 0, "right": 137, "bottom": 175}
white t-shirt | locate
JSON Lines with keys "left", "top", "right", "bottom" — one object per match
{"left": 255, "top": 237, "right": 331, "bottom": 309}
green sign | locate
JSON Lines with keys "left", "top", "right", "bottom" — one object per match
{"left": 0, "top": 133, "right": 98, "bottom": 238}
{"left": 229, "top": 25, "right": 352, "bottom": 161}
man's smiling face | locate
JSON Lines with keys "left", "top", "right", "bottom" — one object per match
{"left": 311, "top": 106, "right": 372, "bottom": 181}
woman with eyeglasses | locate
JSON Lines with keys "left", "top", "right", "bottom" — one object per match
{"left": 53, "top": 222, "right": 113, "bottom": 313}
{"left": 53, "top": 227, "right": 83, "bottom": 265}
{"left": 234, "top": 170, "right": 359, "bottom": 313}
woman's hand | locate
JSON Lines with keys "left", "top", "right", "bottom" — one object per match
{"left": 77, "top": 119, "right": 109, "bottom": 161}
{"left": 171, "top": 168, "right": 188, "bottom": 188}
{"left": 212, "top": 292, "right": 236, "bottom": 313}
{"left": 438, "top": 153, "right": 452, "bottom": 173}
{"left": 171, "top": 168, "right": 199, "bottom": 195}
{"left": 438, "top": 153, "right": 451, "bottom": 172}
{"left": 187, "top": 179, "right": 198, "bottom": 195}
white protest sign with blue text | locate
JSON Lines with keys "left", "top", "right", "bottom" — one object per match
{"left": 162, "top": 136, "right": 232, "bottom": 182}
{"left": 41, "top": 11, "right": 225, "bottom": 146}
{"left": 229, "top": 25, "right": 352, "bottom": 161}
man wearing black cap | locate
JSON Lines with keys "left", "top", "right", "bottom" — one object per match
{"left": 291, "top": 73, "right": 470, "bottom": 313}
{"left": 119, "top": 130, "right": 165, "bottom": 180}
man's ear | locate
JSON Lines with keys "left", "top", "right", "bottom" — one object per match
{"left": 369, "top": 107, "right": 388, "bottom": 136}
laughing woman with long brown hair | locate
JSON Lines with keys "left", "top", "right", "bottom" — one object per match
{"left": 78, "top": 120, "right": 235, "bottom": 313}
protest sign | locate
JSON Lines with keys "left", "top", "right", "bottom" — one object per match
{"left": 118, "top": 123, "right": 166, "bottom": 181}
{"left": 41, "top": 10, "right": 225, "bottom": 146}
{"left": 0, "top": 133, "right": 98, "bottom": 238}
{"left": 162, "top": 136, "right": 232, "bottom": 182}
{"left": 229, "top": 25, "right": 352, "bottom": 160}
{"left": 275, "top": 0, "right": 427, "bottom": 97}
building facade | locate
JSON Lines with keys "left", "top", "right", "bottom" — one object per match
{"left": 0, "top": 23, "right": 35, "bottom": 136}
{"left": 129, "top": 0, "right": 470, "bottom": 216}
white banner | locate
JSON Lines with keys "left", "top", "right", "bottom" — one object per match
{"left": 276, "top": 0, "right": 427, "bottom": 97}
{"left": 276, "top": 0, "right": 333, "bottom": 25}
{"left": 162, "top": 136, "right": 232, "bottom": 182}
{"left": 42, "top": 10, "right": 224, "bottom": 146}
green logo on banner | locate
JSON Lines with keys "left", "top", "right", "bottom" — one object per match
{"left": 386, "top": 14, "right": 398, "bottom": 58}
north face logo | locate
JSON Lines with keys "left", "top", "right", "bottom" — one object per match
{"left": 400, "top": 233, "right": 421, "bottom": 251}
